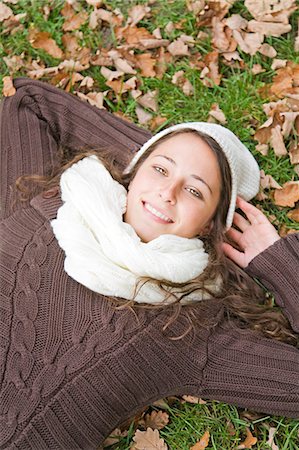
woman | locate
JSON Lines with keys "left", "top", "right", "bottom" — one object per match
{"left": 0, "top": 78, "right": 298, "bottom": 449}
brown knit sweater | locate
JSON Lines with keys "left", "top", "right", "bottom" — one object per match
{"left": 1, "top": 78, "right": 299, "bottom": 449}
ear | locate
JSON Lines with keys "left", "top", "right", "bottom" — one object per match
{"left": 199, "top": 220, "right": 214, "bottom": 236}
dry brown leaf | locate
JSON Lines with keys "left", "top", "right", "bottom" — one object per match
{"left": 271, "top": 59, "right": 287, "bottom": 70}
{"left": 251, "top": 63, "right": 265, "bottom": 75}
{"left": 259, "top": 43, "right": 277, "bottom": 58}
{"left": 0, "top": 2, "right": 13, "bottom": 22}
{"left": 120, "top": 26, "right": 153, "bottom": 45}
{"left": 140, "top": 410, "right": 169, "bottom": 430}
{"left": 295, "top": 18, "right": 299, "bottom": 52}
{"left": 208, "top": 103, "right": 227, "bottom": 124}
{"left": 248, "top": 20, "right": 291, "bottom": 37}
{"left": 133, "top": 428, "right": 168, "bottom": 450}
{"left": 182, "top": 395, "right": 207, "bottom": 404}
{"left": 150, "top": 116, "right": 168, "bottom": 131}
{"left": 270, "top": 64, "right": 299, "bottom": 98}
{"left": 186, "top": 0, "right": 205, "bottom": 14}
{"left": 63, "top": 11, "right": 88, "bottom": 32}
{"left": 265, "top": 427, "right": 279, "bottom": 450}
{"left": 233, "top": 30, "right": 263, "bottom": 55}
{"left": 85, "top": 0, "right": 102, "bottom": 5}
{"left": 236, "top": 428, "right": 257, "bottom": 449}
{"left": 2, "top": 76, "right": 16, "bottom": 97}
{"left": 101, "top": 66, "right": 123, "bottom": 81}
{"left": 212, "top": 16, "right": 231, "bottom": 51}
{"left": 190, "top": 430, "right": 210, "bottom": 450}
{"left": 270, "top": 125, "right": 287, "bottom": 156}
{"left": 137, "top": 90, "right": 158, "bottom": 112}
{"left": 127, "top": 4, "right": 151, "bottom": 27}
{"left": 225, "top": 14, "right": 248, "bottom": 31}
{"left": 3, "top": 54, "right": 25, "bottom": 72}
{"left": 29, "top": 30, "right": 64, "bottom": 59}
{"left": 167, "top": 39, "right": 190, "bottom": 56}
{"left": 244, "top": 0, "right": 296, "bottom": 23}
{"left": 103, "top": 427, "right": 127, "bottom": 447}
{"left": 287, "top": 208, "right": 299, "bottom": 222}
{"left": 280, "top": 111, "right": 299, "bottom": 137}
{"left": 260, "top": 170, "right": 281, "bottom": 190}
{"left": 201, "top": 51, "right": 221, "bottom": 87}
{"left": 274, "top": 181, "right": 299, "bottom": 207}
{"left": 289, "top": 142, "right": 299, "bottom": 164}
{"left": 135, "top": 53, "right": 156, "bottom": 77}
{"left": 79, "top": 76, "right": 94, "bottom": 89}
{"left": 136, "top": 105, "right": 153, "bottom": 125}
{"left": 75, "top": 91, "right": 105, "bottom": 109}
{"left": 62, "top": 33, "right": 80, "bottom": 56}
{"left": 139, "top": 38, "right": 170, "bottom": 50}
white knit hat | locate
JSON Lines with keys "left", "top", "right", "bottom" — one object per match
{"left": 126, "top": 122, "right": 260, "bottom": 229}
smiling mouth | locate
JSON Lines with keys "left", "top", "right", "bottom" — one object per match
{"left": 143, "top": 202, "right": 174, "bottom": 223}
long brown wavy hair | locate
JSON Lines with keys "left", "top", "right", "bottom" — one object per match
{"left": 16, "top": 129, "right": 298, "bottom": 346}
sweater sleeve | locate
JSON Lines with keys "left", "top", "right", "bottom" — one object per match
{"left": 0, "top": 77, "right": 151, "bottom": 219}
{"left": 245, "top": 233, "right": 299, "bottom": 333}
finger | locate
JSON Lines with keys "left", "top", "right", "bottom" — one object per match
{"left": 222, "top": 242, "right": 246, "bottom": 268}
{"left": 236, "top": 197, "right": 269, "bottom": 225}
{"left": 232, "top": 212, "right": 250, "bottom": 231}
{"left": 226, "top": 226, "right": 243, "bottom": 246}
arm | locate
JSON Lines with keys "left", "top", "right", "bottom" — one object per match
{"left": 223, "top": 197, "right": 299, "bottom": 333}
{"left": 0, "top": 77, "right": 151, "bottom": 219}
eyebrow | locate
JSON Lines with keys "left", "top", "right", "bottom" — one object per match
{"left": 154, "top": 154, "right": 213, "bottom": 194}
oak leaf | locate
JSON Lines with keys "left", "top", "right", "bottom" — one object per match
{"left": 225, "top": 14, "right": 248, "bottom": 31}
{"left": 287, "top": 208, "right": 299, "bottom": 222}
{"left": 271, "top": 59, "right": 287, "bottom": 70}
{"left": 2, "top": 76, "right": 16, "bottom": 97}
{"left": 260, "top": 170, "right": 281, "bottom": 190}
{"left": 135, "top": 53, "right": 156, "bottom": 77}
{"left": 136, "top": 105, "right": 153, "bottom": 125}
{"left": 132, "top": 428, "right": 168, "bottom": 450}
{"left": 29, "top": 31, "right": 63, "bottom": 59}
{"left": 127, "top": 5, "right": 151, "bottom": 27}
{"left": 182, "top": 395, "right": 207, "bottom": 404}
{"left": 247, "top": 20, "right": 291, "bottom": 37}
{"left": 137, "top": 90, "right": 159, "bottom": 112}
{"left": 244, "top": 0, "right": 296, "bottom": 23}
{"left": 233, "top": 30, "right": 263, "bottom": 55}
{"left": 270, "top": 125, "right": 287, "bottom": 156}
{"left": 289, "top": 141, "right": 299, "bottom": 164}
{"left": 167, "top": 39, "right": 190, "bottom": 56}
{"left": 75, "top": 91, "right": 105, "bottom": 109}
{"left": 236, "top": 428, "right": 257, "bottom": 449}
{"left": 63, "top": 11, "right": 88, "bottom": 32}
{"left": 0, "top": 2, "right": 12, "bottom": 22}
{"left": 259, "top": 43, "right": 277, "bottom": 58}
{"left": 190, "top": 430, "right": 210, "bottom": 450}
{"left": 274, "top": 181, "right": 299, "bottom": 207}
{"left": 208, "top": 103, "right": 227, "bottom": 124}
{"left": 251, "top": 64, "right": 265, "bottom": 75}
{"left": 150, "top": 116, "right": 168, "bottom": 131}
{"left": 141, "top": 410, "right": 169, "bottom": 430}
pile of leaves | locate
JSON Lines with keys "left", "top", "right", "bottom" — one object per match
{"left": 1, "top": 0, "right": 299, "bottom": 448}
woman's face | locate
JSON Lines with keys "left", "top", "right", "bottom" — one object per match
{"left": 124, "top": 133, "right": 222, "bottom": 242}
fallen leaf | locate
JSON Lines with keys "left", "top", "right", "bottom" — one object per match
{"left": 251, "top": 63, "right": 265, "bottom": 75}
{"left": 182, "top": 395, "right": 207, "bottom": 404}
{"left": 190, "top": 430, "right": 210, "bottom": 450}
{"left": 287, "top": 208, "right": 299, "bottom": 222}
{"left": 65, "top": 11, "right": 87, "bottom": 31}
{"left": 225, "top": 14, "right": 248, "bottom": 31}
{"left": 150, "top": 116, "right": 168, "bottom": 131}
{"left": 201, "top": 51, "right": 221, "bottom": 87}
{"left": 260, "top": 170, "right": 281, "bottom": 189}
{"left": 208, "top": 103, "right": 227, "bottom": 124}
{"left": 133, "top": 428, "right": 168, "bottom": 450}
{"left": 140, "top": 410, "right": 169, "bottom": 430}
{"left": 270, "top": 125, "right": 287, "bottom": 156}
{"left": 136, "top": 105, "right": 153, "bottom": 124}
{"left": 259, "top": 43, "right": 277, "bottom": 58}
{"left": 236, "top": 428, "right": 257, "bottom": 449}
{"left": 29, "top": 30, "right": 64, "bottom": 59}
{"left": 232, "top": 30, "right": 263, "bottom": 55}
{"left": 244, "top": 0, "right": 296, "bottom": 23}
{"left": 0, "top": 2, "right": 13, "bottom": 22}
{"left": 274, "top": 181, "right": 299, "bottom": 207}
{"left": 137, "top": 90, "right": 159, "bottom": 112}
{"left": 62, "top": 33, "right": 80, "bottom": 56}
{"left": 289, "top": 141, "right": 299, "bottom": 164}
{"left": 139, "top": 38, "right": 170, "bottom": 49}
{"left": 75, "top": 91, "right": 105, "bottom": 109}
{"left": 248, "top": 20, "right": 291, "bottom": 38}
{"left": 271, "top": 59, "right": 287, "bottom": 70}
{"left": 79, "top": 76, "right": 94, "bottom": 89}
{"left": 135, "top": 53, "right": 156, "bottom": 77}
{"left": 265, "top": 427, "right": 279, "bottom": 450}
{"left": 101, "top": 66, "right": 124, "bottom": 81}
{"left": 127, "top": 4, "right": 151, "bottom": 27}
{"left": 167, "top": 39, "right": 190, "bottom": 56}
{"left": 2, "top": 75, "right": 16, "bottom": 97}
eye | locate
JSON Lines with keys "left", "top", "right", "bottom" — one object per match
{"left": 186, "top": 187, "right": 203, "bottom": 199}
{"left": 153, "top": 166, "right": 167, "bottom": 175}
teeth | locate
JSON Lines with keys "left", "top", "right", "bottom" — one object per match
{"left": 145, "top": 203, "right": 172, "bottom": 222}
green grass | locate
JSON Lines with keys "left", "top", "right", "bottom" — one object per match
{"left": 1, "top": 1, "right": 299, "bottom": 448}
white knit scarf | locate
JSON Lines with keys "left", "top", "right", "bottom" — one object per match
{"left": 51, "top": 155, "right": 218, "bottom": 304}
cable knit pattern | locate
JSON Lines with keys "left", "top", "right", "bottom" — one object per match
{"left": 1, "top": 78, "right": 299, "bottom": 449}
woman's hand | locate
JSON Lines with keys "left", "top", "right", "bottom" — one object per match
{"left": 222, "top": 197, "right": 281, "bottom": 268}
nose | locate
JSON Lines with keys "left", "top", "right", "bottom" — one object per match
{"left": 159, "top": 182, "right": 177, "bottom": 204}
